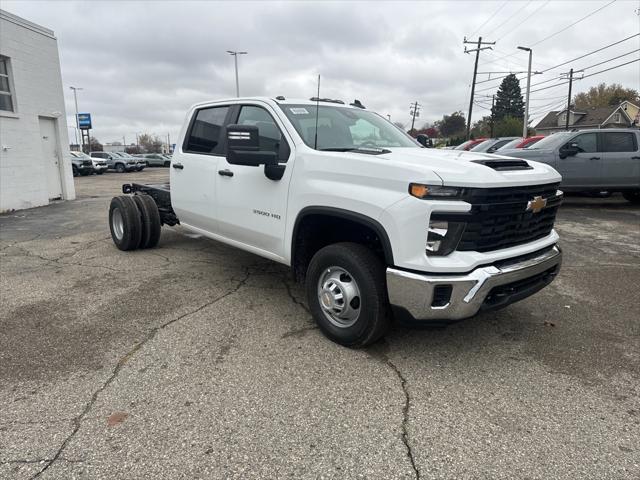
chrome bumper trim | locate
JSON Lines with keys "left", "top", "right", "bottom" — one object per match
{"left": 386, "top": 245, "right": 562, "bottom": 321}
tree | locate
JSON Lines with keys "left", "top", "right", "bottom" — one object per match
{"left": 137, "top": 133, "right": 164, "bottom": 153}
{"left": 89, "top": 136, "right": 103, "bottom": 152}
{"left": 471, "top": 116, "right": 491, "bottom": 138}
{"left": 436, "top": 111, "right": 466, "bottom": 137}
{"left": 573, "top": 83, "right": 640, "bottom": 109}
{"left": 393, "top": 121, "right": 407, "bottom": 130}
{"left": 492, "top": 74, "right": 524, "bottom": 121}
{"left": 493, "top": 116, "right": 523, "bottom": 137}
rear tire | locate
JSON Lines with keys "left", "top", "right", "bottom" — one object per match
{"left": 97, "top": 170, "right": 104, "bottom": 175}
{"left": 109, "top": 196, "right": 142, "bottom": 251}
{"left": 305, "top": 242, "right": 391, "bottom": 347}
{"left": 622, "top": 191, "right": 640, "bottom": 204}
{"left": 132, "top": 194, "right": 161, "bottom": 249}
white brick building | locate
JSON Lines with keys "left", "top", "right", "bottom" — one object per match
{"left": 0, "top": 9, "right": 74, "bottom": 212}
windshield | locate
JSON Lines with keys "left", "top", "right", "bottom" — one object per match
{"left": 496, "top": 138, "right": 523, "bottom": 151}
{"left": 71, "top": 151, "right": 91, "bottom": 159}
{"left": 454, "top": 140, "right": 472, "bottom": 150}
{"left": 527, "top": 132, "right": 574, "bottom": 150}
{"left": 469, "top": 139, "right": 493, "bottom": 152}
{"left": 278, "top": 104, "right": 417, "bottom": 150}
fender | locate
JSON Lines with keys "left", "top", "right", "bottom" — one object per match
{"left": 291, "top": 206, "right": 394, "bottom": 266}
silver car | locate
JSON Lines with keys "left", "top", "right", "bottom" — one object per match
{"left": 469, "top": 137, "right": 520, "bottom": 154}
{"left": 502, "top": 129, "right": 640, "bottom": 203}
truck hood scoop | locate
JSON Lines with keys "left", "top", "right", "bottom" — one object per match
{"left": 472, "top": 159, "right": 533, "bottom": 171}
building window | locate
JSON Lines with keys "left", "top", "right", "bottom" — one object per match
{"left": 0, "top": 56, "right": 15, "bottom": 112}
{"left": 611, "top": 113, "right": 621, "bottom": 123}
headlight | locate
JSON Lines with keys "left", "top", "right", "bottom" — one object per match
{"left": 409, "top": 183, "right": 461, "bottom": 199}
{"left": 426, "top": 219, "right": 465, "bottom": 256}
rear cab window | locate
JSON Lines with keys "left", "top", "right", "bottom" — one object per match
{"left": 184, "top": 105, "right": 231, "bottom": 155}
{"left": 602, "top": 132, "right": 637, "bottom": 152}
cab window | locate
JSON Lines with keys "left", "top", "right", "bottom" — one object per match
{"left": 236, "top": 105, "right": 290, "bottom": 161}
{"left": 184, "top": 106, "right": 230, "bottom": 155}
{"left": 602, "top": 132, "right": 637, "bottom": 152}
{"left": 567, "top": 133, "right": 597, "bottom": 153}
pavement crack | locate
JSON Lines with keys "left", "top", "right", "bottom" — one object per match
{"left": 368, "top": 344, "right": 420, "bottom": 480}
{"left": 283, "top": 278, "right": 310, "bottom": 314}
{"left": 29, "top": 267, "right": 251, "bottom": 479}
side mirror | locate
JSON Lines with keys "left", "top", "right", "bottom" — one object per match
{"left": 225, "top": 124, "right": 277, "bottom": 167}
{"left": 487, "top": 146, "right": 497, "bottom": 153}
{"left": 416, "top": 134, "right": 429, "bottom": 147}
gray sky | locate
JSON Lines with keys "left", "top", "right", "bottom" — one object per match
{"left": 4, "top": 0, "right": 640, "bottom": 145}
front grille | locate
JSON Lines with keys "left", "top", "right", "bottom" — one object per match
{"left": 432, "top": 183, "right": 561, "bottom": 253}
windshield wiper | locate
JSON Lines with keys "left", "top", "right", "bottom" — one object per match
{"left": 319, "top": 147, "right": 391, "bottom": 155}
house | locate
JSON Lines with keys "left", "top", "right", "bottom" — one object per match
{"left": 0, "top": 9, "right": 74, "bottom": 212}
{"left": 534, "top": 100, "right": 640, "bottom": 135}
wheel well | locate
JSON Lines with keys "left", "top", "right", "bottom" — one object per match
{"left": 292, "top": 209, "right": 393, "bottom": 282}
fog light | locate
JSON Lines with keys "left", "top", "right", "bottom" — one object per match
{"left": 426, "top": 219, "right": 465, "bottom": 256}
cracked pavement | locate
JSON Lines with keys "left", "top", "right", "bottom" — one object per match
{"left": 1, "top": 169, "right": 639, "bottom": 479}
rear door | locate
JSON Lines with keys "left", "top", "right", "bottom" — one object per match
{"left": 556, "top": 132, "right": 601, "bottom": 188}
{"left": 171, "top": 104, "right": 232, "bottom": 233}
{"left": 600, "top": 131, "right": 640, "bottom": 188}
{"left": 214, "top": 103, "right": 293, "bottom": 258}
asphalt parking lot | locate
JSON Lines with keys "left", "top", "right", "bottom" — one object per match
{"left": 1, "top": 168, "right": 639, "bottom": 479}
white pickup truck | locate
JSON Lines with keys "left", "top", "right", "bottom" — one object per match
{"left": 108, "top": 96, "right": 563, "bottom": 347}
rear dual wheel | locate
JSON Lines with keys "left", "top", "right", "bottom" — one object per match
{"left": 109, "top": 195, "right": 161, "bottom": 251}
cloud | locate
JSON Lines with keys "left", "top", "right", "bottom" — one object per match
{"left": 2, "top": 0, "right": 638, "bottom": 141}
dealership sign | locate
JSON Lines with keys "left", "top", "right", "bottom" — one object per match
{"left": 77, "top": 113, "right": 92, "bottom": 130}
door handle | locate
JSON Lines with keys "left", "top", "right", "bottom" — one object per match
{"left": 172, "top": 163, "right": 184, "bottom": 169}
{"left": 218, "top": 169, "right": 234, "bottom": 177}
{"left": 589, "top": 157, "right": 600, "bottom": 160}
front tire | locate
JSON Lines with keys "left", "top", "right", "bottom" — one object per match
{"left": 109, "top": 196, "right": 142, "bottom": 251}
{"left": 623, "top": 191, "right": 640, "bottom": 204}
{"left": 306, "top": 242, "right": 391, "bottom": 347}
{"left": 115, "top": 163, "right": 126, "bottom": 173}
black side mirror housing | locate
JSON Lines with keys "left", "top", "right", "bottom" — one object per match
{"left": 416, "top": 134, "right": 434, "bottom": 148}
{"left": 225, "top": 124, "right": 277, "bottom": 167}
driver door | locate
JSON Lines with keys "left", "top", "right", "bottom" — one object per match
{"left": 557, "top": 132, "right": 601, "bottom": 188}
{"left": 215, "top": 104, "right": 293, "bottom": 259}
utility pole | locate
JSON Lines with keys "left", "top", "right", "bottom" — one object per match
{"left": 69, "top": 86, "right": 83, "bottom": 150}
{"left": 227, "top": 50, "right": 247, "bottom": 97}
{"left": 490, "top": 94, "right": 495, "bottom": 137}
{"left": 464, "top": 37, "right": 495, "bottom": 140}
{"left": 560, "top": 68, "right": 583, "bottom": 131}
{"left": 410, "top": 101, "right": 421, "bottom": 132}
{"left": 518, "top": 46, "right": 533, "bottom": 138}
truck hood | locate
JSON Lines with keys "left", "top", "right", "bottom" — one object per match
{"left": 372, "top": 147, "right": 561, "bottom": 188}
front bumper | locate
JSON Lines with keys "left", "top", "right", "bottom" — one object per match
{"left": 386, "top": 245, "right": 561, "bottom": 321}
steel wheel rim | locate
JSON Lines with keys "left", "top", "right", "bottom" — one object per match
{"left": 317, "top": 266, "right": 361, "bottom": 328}
{"left": 112, "top": 208, "right": 124, "bottom": 240}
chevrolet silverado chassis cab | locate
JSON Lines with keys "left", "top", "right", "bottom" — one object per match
{"left": 108, "top": 97, "right": 563, "bottom": 347}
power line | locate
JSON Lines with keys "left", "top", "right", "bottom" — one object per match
{"left": 576, "top": 48, "right": 640, "bottom": 72}
{"left": 486, "top": 1, "right": 532, "bottom": 39}
{"left": 487, "top": 0, "right": 618, "bottom": 65}
{"left": 539, "top": 33, "right": 639, "bottom": 73}
{"left": 468, "top": 0, "right": 509, "bottom": 37}
{"left": 495, "top": 0, "right": 550, "bottom": 41}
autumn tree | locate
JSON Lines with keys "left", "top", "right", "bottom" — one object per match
{"left": 137, "top": 133, "right": 164, "bottom": 153}
{"left": 573, "top": 83, "right": 640, "bottom": 108}
{"left": 88, "top": 136, "right": 103, "bottom": 152}
{"left": 492, "top": 74, "right": 524, "bottom": 121}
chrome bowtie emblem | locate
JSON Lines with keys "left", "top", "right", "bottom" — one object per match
{"left": 526, "top": 196, "right": 547, "bottom": 213}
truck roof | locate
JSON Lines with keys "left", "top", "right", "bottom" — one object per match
{"left": 191, "top": 96, "right": 365, "bottom": 110}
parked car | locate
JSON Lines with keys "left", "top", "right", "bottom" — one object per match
{"left": 141, "top": 153, "right": 171, "bottom": 167}
{"left": 516, "top": 135, "right": 545, "bottom": 149}
{"left": 502, "top": 129, "right": 640, "bottom": 203}
{"left": 495, "top": 138, "right": 524, "bottom": 151}
{"left": 113, "top": 152, "right": 145, "bottom": 171}
{"left": 69, "top": 151, "right": 94, "bottom": 176}
{"left": 71, "top": 151, "right": 106, "bottom": 174}
{"left": 91, "top": 151, "right": 138, "bottom": 173}
{"left": 454, "top": 138, "right": 487, "bottom": 150}
{"left": 106, "top": 96, "right": 563, "bottom": 347}
{"left": 470, "top": 137, "right": 520, "bottom": 153}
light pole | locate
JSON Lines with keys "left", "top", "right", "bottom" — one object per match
{"left": 69, "top": 86, "right": 83, "bottom": 150}
{"left": 517, "top": 46, "right": 532, "bottom": 138}
{"left": 226, "top": 50, "right": 247, "bottom": 97}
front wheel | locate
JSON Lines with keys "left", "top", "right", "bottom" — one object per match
{"left": 305, "top": 242, "right": 391, "bottom": 347}
{"left": 115, "top": 163, "right": 126, "bottom": 173}
{"left": 164, "top": 161, "right": 170, "bottom": 167}
{"left": 622, "top": 191, "right": 640, "bottom": 204}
